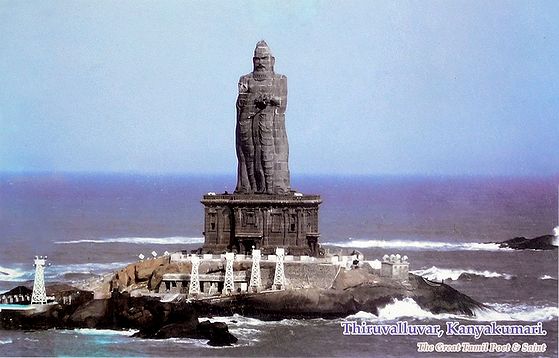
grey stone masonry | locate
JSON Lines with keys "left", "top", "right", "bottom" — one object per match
{"left": 201, "top": 193, "right": 321, "bottom": 256}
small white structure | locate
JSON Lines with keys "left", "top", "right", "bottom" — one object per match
{"left": 249, "top": 248, "right": 261, "bottom": 293}
{"left": 31, "top": 256, "right": 48, "bottom": 305}
{"left": 222, "top": 252, "right": 235, "bottom": 295}
{"left": 380, "top": 254, "right": 409, "bottom": 280}
{"left": 272, "top": 248, "right": 286, "bottom": 290}
{"left": 188, "top": 255, "right": 201, "bottom": 297}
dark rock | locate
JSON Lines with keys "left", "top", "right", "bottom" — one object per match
{"left": 69, "top": 299, "right": 109, "bottom": 328}
{"left": 198, "top": 320, "right": 238, "bottom": 346}
{"left": 3, "top": 285, "right": 32, "bottom": 296}
{"left": 193, "top": 269, "right": 485, "bottom": 320}
{"left": 408, "top": 274, "right": 485, "bottom": 316}
{"left": 151, "top": 322, "right": 198, "bottom": 339}
{"left": 497, "top": 235, "right": 557, "bottom": 250}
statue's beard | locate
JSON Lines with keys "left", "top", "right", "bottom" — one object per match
{"left": 253, "top": 66, "right": 273, "bottom": 81}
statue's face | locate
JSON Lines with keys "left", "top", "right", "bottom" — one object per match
{"left": 253, "top": 54, "right": 273, "bottom": 73}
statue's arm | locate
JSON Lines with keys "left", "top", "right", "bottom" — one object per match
{"left": 236, "top": 76, "right": 249, "bottom": 112}
{"left": 274, "top": 75, "right": 287, "bottom": 113}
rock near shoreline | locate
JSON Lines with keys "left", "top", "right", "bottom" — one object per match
{"left": 496, "top": 235, "right": 557, "bottom": 250}
{"left": 192, "top": 268, "right": 485, "bottom": 320}
{"left": 0, "top": 287, "right": 237, "bottom": 346}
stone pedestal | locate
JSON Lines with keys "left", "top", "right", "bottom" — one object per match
{"left": 201, "top": 193, "right": 321, "bottom": 256}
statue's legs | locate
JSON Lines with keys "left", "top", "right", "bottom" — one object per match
{"left": 253, "top": 113, "right": 265, "bottom": 193}
{"left": 259, "top": 114, "right": 274, "bottom": 194}
{"left": 236, "top": 119, "right": 256, "bottom": 193}
{"left": 273, "top": 115, "right": 290, "bottom": 194}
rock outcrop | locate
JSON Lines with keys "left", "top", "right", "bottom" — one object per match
{"left": 0, "top": 286, "right": 237, "bottom": 346}
{"left": 497, "top": 235, "right": 557, "bottom": 250}
{"left": 192, "top": 268, "right": 484, "bottom": 319}
{"left": 1, "top": 260, "right": 486, "bottom": 347}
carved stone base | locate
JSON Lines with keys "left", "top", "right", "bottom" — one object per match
{"left": 201, "top": 193, "right": 321, "bottom": 256}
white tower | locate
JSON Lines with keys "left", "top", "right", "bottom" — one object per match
{"left": 188, "top": 255, "right": 201, "bottom": 298}
{"left": 272, "top": 248, "right": 286, "bottom": 290}
{"left": 222, "top": 252, "right": 235, "bottom": 295}
{"left": 31, "top": 256, "right": 47, "bottom": 305}
{"left": 249, "top": 248, "right": 261, "bottom": 293}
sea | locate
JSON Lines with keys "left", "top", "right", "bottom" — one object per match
{"left": 0, "top": 173, "right": 557, "bottom": 357}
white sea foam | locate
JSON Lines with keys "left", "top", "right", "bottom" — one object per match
{"left": 54, "top": 236, "right": 204, "bottom": 245}
{"left": 0, "top": 265, "right": 31, "bottom": 282}
{"left": 69, "top": 328, "right": 139, "bottom": 336}
{"left": 0, "top": 338, "right": 12, "bottom": 345}
{"left": 199, "top": 313, "right": 304, "bottom": 327}
{"left": 540, "top": 275, "right": 557, "bottom": 280}
{"left": 474, "top": 303, "right": 559, "bottom": 322}
{"left": 344, "top": 298, "right": 558, "bottom": 323}
{"left": 166, "top": 337, "right": 240, "bottom": 349}
{"left": 166, "top": 337, "right": 210, "bottom": 348}
{"left": 50, "top": 262, "right": 129, "bottom": 275}
{"left": 346, "top": 298, "right": 455, "bottom": 322}
{"left": 323, "top": 238, "right": 509, "bottom": 251}
{"left": 412, "top": 266, "right": 513, "bottom": 281}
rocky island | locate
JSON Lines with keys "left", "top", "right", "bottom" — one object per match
{"left": 496, "top": 234, "right": 557, "bottom": 250}
{"left": 0, "top": 253, "right": 485, "bottom": 346}
{"left": 0, "top": 41, "right": 489, "bottom": 347}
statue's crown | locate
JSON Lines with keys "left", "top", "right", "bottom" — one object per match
{"left": 254, "top": 40, "right": 272, "bottom": 57}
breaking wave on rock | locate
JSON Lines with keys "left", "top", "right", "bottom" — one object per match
{"left": 474, "top": 303, "right": 559, "bottom": 322}
{"left": 411, "top": 266, "right": 513, "bottom": 281}
{"left": 345, "top": 298, "right": 457, "bottom": 322}
{"left": 0, "top": 265, "right": 31, "bottom": 282}
{"left": 199, "top": 313, "right": 313, "bottom": 328}
{"left": 63, "top": 328, "right": 139, "bottom": 336}
{"left": 344, "top": 298, "right": 558, "bottom": 323}
{"left": 323, "top": 239, "right": 509, "bottom": 251}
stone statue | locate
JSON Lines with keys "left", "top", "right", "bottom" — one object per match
{"left": 235, "top": 41, "right": 291, "bottom": 195}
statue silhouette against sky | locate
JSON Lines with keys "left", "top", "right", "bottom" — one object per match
{"left": 235, "top": 41, "right": 290, "bottom": 194}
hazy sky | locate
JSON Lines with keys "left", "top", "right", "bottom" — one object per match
{"left": 1, "top": 1, "right": 558, "bottom": 176}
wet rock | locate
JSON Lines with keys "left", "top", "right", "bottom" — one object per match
{"left": 497, "top": 235, "right": 557, "bottom": 250}
{"left": 69, "top": 299, "right": 109, "bottom": 328}
{"left": 197, "top": 320, "right": 238, "bottom": 346}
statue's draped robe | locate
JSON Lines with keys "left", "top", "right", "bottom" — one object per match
{"left": 235, "top": 73, "right": 290, "bottom": 194}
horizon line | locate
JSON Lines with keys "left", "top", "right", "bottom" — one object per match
{"left": 0, "top": 170, "right": 558, "bottom": 180}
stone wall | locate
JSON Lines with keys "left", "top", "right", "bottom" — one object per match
{"left": 284, "top": 263, "right": 338, "bottom": 289}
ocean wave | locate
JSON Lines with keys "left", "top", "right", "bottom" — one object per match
{"left": 344, "top": 298, "right": 559, "bottom": 323}
{"left": 323, "top": 238, "right": 509, "bottom": 251}
{"left": 412, "top": 266, "right": 513, "bottom": 281}
{"left": 540, "top": 275, "right": 557, "bottom": 280}
{"left": 49, "top": 262, "right": 129, "bottom": 276}
{"left": 199, "top": 313, "right": 307, "bottom": 328}
{"left": 345, "top": 298, "right": 456, "bottom": 322}
{"left": 0, "top": 262, "right": 127, "bottom": 285}
{"left": 166, "top": 337, "right": 210, "bottom": 348}
{"left": 66, "top": 328, "right": 139, "bottom": 336}
{"left": 54, "top": 236, "right": 204, "bottom": 245}
{"left": 0, "top": 265, "right": 32, "bottom": 282}
{"left": 0, "top": 338, "right": 12, "bottom": 345}
{"left": 475, "top": 303, "right": 559, "bottom": 322}
{"left": 165, "top": 337, "right": 239, "bottom": 349}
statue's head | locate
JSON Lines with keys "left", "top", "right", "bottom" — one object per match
{"left": 252, "top": 40, "right": 275, "bottom": 74}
